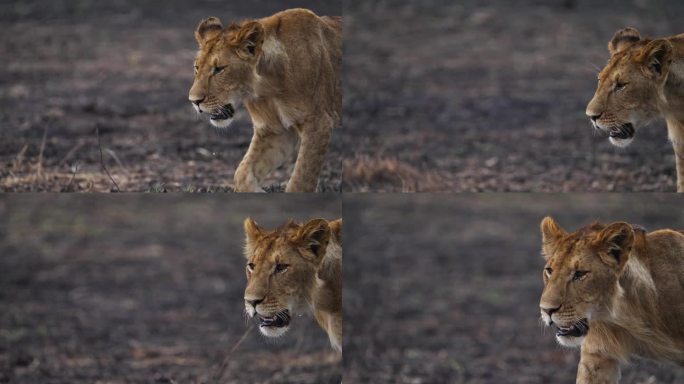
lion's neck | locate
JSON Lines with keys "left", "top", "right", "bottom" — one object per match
{"left": 593, "top": 252, "right": 682, "bottom": 362}
{"left": 662, "top": 56, "right": 684, "bottom": 121}
{"left": 305, "top": 239, "right": 342, "bottom": 352}
{"left": 309, "top": 239, "right": 342, "bottom": 313}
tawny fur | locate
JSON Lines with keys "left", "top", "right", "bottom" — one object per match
{"left": 586, "top": 28, "right": 684, "bottom": 192}
{"left": 242, "top": 218, "right": 342, "bottom": 351}
{"left": 540, "top": 217, "right": 684, "bottom": 383}
{"left": 189, "top": 9, "right": 342, "bottom": 192}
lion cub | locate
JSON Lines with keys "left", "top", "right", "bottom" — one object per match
{"left": 242, "top": 217, "right": 342, "bottom": 352}
{"left": 586, "top": 28, "right": 684, "bottom": 192}
{"left": 188, "top": 9, "right": 342, "bottom": 192}
{"left": 539, "top": 217, "right": 684, "bottom": 383}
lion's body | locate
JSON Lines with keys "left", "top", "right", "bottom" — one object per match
{"left": 189, "top": 9, "right": 342, "bottom": 192}
{"left": 587, "top": 29, "right": 684, "bottom": 192}
{"left": 243, "top": 218, "right": 342, "bottom": 352}
{"left": 540, "top": 217, "right": 684, "bottom": 383}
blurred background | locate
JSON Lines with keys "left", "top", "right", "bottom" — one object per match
{"left": 0, "top": 0, "right": 342, "bottom": 192}
{"left": 344, "top": 194, "right": 684, "bottom": 383}
{"left": 342, "top": 0, "right": 684, "bottom": 192}
{"left": 0, "top": 195, "right": 341, "bottom": 383}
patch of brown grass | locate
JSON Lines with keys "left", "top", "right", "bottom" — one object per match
{"left": 342, "top": 155, "right": 446, "bottom": 192}
{"left": 1, "top": 166, "right": 127, "bottom": 192}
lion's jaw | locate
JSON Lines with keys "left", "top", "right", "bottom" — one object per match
{"left": 541, "top": 311, "right": 592, "bottom": 348}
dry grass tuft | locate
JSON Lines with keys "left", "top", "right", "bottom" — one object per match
{"left": 343, "top": 155, "right": 446, "bottom": 192}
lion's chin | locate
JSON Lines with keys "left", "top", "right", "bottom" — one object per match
{"left": 556, "top": 334, "right": 585, "bottom": 348}
{"left": 258, "top": 324, "right": 290, "bottom": 338}
{"left": 606, "top": 123, "right": 635, "bottom": 148}
{"left": 210, "top": 116, "right": 234, "bottom": 129}
{"left": 609, "top": 136, "right": 634, "bottom": 148}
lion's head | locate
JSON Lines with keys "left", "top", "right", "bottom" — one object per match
{"left": 242, "top": 217, "right": 333, "bottom": 338}
{"left": 586, "top": 27, "right": 674, "bottom": 147}
{"left": 188, "top": 17, "right": 265, "bottom": 129}
{"left": 539, "top": 217, "right": 637, "bottom": 348}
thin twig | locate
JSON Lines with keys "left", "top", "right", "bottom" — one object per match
{"left": 63, "top": 163, "right": 79, "bottom": 192}
{"left": 12, "top": 144, "right": 28, "bottom": 171}
{"left": 211, "top": 324, "right": 255, "bottom": 384}
{"left": 96, "top": 124, "right": 121, "bottom": 192}
{"left": 37, "top": 125, "right": 48, "bottom": 175}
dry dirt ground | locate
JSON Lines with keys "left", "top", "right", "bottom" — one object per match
{"left": 0, "top": 196, "right": 342, "bottom": 383}
{"left": 344, "top": 194, "right": 684, "bottom": 383}
{"left": 342, "top": 0, "right": 684, "bottom": 192}
{"left": 0, "top": 0, "right": 342, "bottom": 192}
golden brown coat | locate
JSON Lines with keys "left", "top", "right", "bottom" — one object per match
{"left": 189, "top": 9, "right": 342, "bottom": 192}
{"left": 539, "top": 217, "right": 684, "bottom": 383}
{"left": 242, "top": 218, "right": 342, "bottom": 351}
{"left": 586, "top": 28, "right": 684, "bottom": 192}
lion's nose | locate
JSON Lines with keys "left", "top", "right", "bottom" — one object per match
{"left": 245, "top": 297, "right": 265, "bottom": 309}
{"left": 541, "top": 305, "right": 561, "bottom": 317}
{"left": 587, "top": 112, "right": 602, "bottom": 122}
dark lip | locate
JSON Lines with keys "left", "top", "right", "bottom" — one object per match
{"left": 257, "top": 311, "right": 291, "bottom": 328}
{"left": 209, "top": 104, "right": 235, "bottom": 121}
{"left": 608, "top": 123, "right": 635, "bottom": 139}
{"left": 555, "top": 318, "right": 589, "bottom": 337}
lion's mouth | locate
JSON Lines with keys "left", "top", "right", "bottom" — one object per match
{"left": 257, "top": 311, "right": 291, "bottom": 328}
{"left": 555, "top": 318, "right": 589, "bottom": 338}
{"left": 209, "top": 104, "right": 235, "bottom": 121}
{"left": 608, "top": 123, "right": 635, "bottom": 140}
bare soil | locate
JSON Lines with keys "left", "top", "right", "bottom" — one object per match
{"left": 0, "top": 0, "right": 342, "bottom": 192}
{"left": 344, "top": 194, "right": 684, "bottom": 383}
{"left": 0, "top": 196, "right": 342, "bottom": 383}
{"left": 342, "top": 0, "right": 684, "bottom": 192}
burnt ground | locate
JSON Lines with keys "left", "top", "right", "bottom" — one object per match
{"left": 0, "top": 195, "right": 342, "bottom": 383}
{"left": 342, "top": 0, "right": 684, "bottom": 192}
{"left": 344, "top": 194, "right": 684, "bottom": 383}
{"left": 0, "top": 0, "right": 342, "bottom": 192}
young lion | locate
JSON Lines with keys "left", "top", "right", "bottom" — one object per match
{"left": 586, "top": 28, "right": 684, "bottom": 192}
{"left": 539, "top": 217, "right": 684, "bottom": 383}
{"left": 242, "top": 217, "right": 342, "bottom": 352}
{"left": 188, "top": 9, "right": 342, "bottom": 192}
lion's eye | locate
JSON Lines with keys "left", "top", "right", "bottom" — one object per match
{"left": 544, "top": 267, "right": 553, "bottom": 277}
{"left": 247, "top": 262, "right": 255, "bottom": 272}
{"left": 614, "top": 82, "right": 627, "bottom": 92}
{"left": 212, "top": 66, "right": 226, "bottom": 75}
{"left": 274, "top": 264, "right": 289, "bottom": 274}
{"left": 572, "top": 270, "right": 588, "bottom": 282}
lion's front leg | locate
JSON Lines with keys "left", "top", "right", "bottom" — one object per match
{"left": 286, "top": 119, "right": 333, "bottom": 192}
{"left": 234, "top": 128, "right": 298, "bottom": 192}
{"left": 576, "top": 350, "right": 620, "bottom": 384}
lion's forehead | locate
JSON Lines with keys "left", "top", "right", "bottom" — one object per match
{"left": 195, "top": 37, "right": 234, "bottom": 67}
{"left": 250, "top": 235, "right": 299, "bottom": 265}
{"left": 600, "top": 44, "right": 649, "bottom": 83}
{"left": 550, "top": 252, "right": 586, "bottom": 272}
{"left": 549, "top": 231, "right": 602, "bottom": 267}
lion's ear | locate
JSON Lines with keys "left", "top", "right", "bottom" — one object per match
{"left": 608, "top": 27, "right": 641, "bottom": 55}
{"left": 195, "top": 17, "right": 224, "bottom": 46}
{"left": 638, "top": 39, "right": 673, "bottom": 79}
{"left": 293, "top": 219, "right": 331, "bottom": 262}
{"left": 244, "top": 217, "right": 263, "bottom": 244}
{"left": 594, "top": 222, "right": 634, "bottom": 268}
{"left": 540, "top": 216, "right": 565, "bottom": 244}
{"left": 540, "top": 216, "right": 565, "bottom": 259}
{"left": 232, "top": 20, "right": 264, "bottom": 59}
